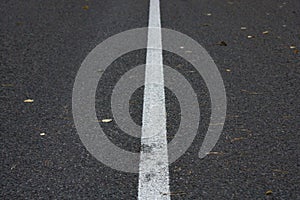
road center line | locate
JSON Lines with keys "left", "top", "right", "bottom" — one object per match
{"left": 138, "top": 0, "right": 170, "bottom": 199}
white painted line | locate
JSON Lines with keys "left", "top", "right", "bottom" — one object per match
{"left": 138, "top": 0, "right": 170, "bottom": 199}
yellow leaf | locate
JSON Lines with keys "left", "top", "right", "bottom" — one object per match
{"left": 265, "top": 190, "right": 273, "bottom": 195}
{"left": 24, "top": 99, "right": 34, "bottom": 103}
{"left": 262, "top": 31, "right": 269, "bottom": 34}
{"left": 101, "top": 119, "right": 112, "bottom": 123}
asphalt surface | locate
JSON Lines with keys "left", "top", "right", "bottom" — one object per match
{"left": 1, "top": 0, "right": 300, "bottom": 199}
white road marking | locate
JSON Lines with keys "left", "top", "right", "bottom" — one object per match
{"left": 138, "top": 0, "right": 170, "bottom": 199}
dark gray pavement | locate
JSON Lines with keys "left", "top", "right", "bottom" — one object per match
{"left": 1, "top": 0, "right": 299, "bottom": 199}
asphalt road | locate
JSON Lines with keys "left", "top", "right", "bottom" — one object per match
{"left": 1, "top": 0, "right": 300, "bottom": 199}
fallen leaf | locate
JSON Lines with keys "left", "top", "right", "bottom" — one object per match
{"left": 272, "top": 169, "right": 288, "bottom": 174}
{"left": 24, "top": 99, "right": 34, "bottom": 103}
{"left": 241, "top": 89, "right": 261, "bottom": 95}
{"left": 206, "top": 13, "right": 212, "bottom": 16}
{"left": 247, "top": 35, "right": 255, "bottom": 39}
{"left": 175, "top": 64, "right": 184, "bottom": 68}
{"left": 290, "top": 45, "right": 296, "bottom": 49}
{"left": 208, "top": 151, "right": 224, "bottom": 155}
{"left": 240, "top": 27, "right": 247, "bottom": 30}
{"left": 40, "top": 132, "right": 46, "bottom": 136}
{"left": 173, "top": 166, "right": 182, "bottom": 172}
{"left": 82, "top": 5, "right": 89, "bottom": 10}
{"left": 11, "top": 164, "right": 17, "bottom": 170}
{"left": 262, "top": 31, "right": 269, "bottom": 34}
{"left": 101, "top": 119, "right": 112, "bottom": 123}
{"left": 293, "top": 49, "right": 299, "bottom": 54}
{"left": 230, "top": 137, "right": 245, "bottom": 142}
{"left": 226, "top": 69, "right": 231, "bottom": 72}
{"left": 16, "top": 22, "right": 23, "bottom": 26}
{"left": 265, "top": 190, "right": 273, "bottom": 195}
{"left": 1, "top": 83, "right": 14, "bottom": 87}
{"left": 216, "top": 41, "right": 227, "bottom": 46}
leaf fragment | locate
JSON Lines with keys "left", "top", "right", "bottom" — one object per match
{"left": 265, "top": 190, "right": 273, "bottom": 195}
{"left": 216, "top": 41, "right": 227, "bottom": 46}
{"left": 24, "top": 99, "right": 34, "bottom": 103}
{"left": 101, "top": 119, "right": 112, "bottom": 123}
{"left": 262, "top": 31, "right": 269, "bottom": 34}
{"left": 230, "top": 137, "right": 245, "bottom": 142}
{"left": 1, "top": 83, "right": 14, "bottom": 87}
{"left": 208, "top": 151, "right": 224, "bottom": 155}
{"left": 82, "top": 5, "right": 89, "bottom": 10}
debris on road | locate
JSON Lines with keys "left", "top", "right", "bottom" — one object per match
{"left": 24, "top": 99, "right": 34, "bottom": 103}
{"left": 1, "top": 83, "right": 14, "bottom": 87}
{"left": 208, "top": 151, "right": 224, "bottom": 155}
{"left": 265, "top": 190, "right": 273, "bottom": 195}
{"left": 101, "top": 119, "right": 113, "bottom": 123}
{"left": 241, "top": 89, "right": 261, "bottom": 95}
{"left": 216, "top": 41, "right": 227, "bottom": 46}
{"left": 262, "top": 31, "right": 269, "bottom": 34}
{"left": 230, "top": 137, "right": 245, "bottom": 142}
{"left": 83, "top": 5, "right": 89, "bottom": 10}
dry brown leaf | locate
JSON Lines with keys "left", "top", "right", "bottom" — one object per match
{"left": 82, "top": 5, "right": 89, "bottom": 10}
{"left": 216, "top": 41, "right": 227, "bottom": 46}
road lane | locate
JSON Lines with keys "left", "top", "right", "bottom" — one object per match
{"left": 1, "top": 0, "right": 299, "bottom": 199}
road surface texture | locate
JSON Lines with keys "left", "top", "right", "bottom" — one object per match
{"left": 1, "top": 0, "right": 299, "bottom": 199}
